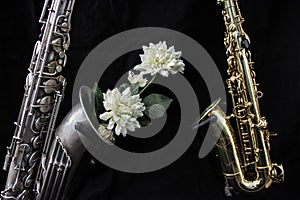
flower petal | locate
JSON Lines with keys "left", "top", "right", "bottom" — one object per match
{"left": 100, "top": 112, "right": 112, "bottom": 121}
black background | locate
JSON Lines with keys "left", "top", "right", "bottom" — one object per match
{"left": 0, "top": 0, "right": 299, "bottom": 199}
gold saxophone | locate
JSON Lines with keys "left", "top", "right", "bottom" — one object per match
{"left": 195, "top": 0, "right": 284, "bottom": 195}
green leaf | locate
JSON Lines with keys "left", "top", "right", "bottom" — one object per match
{"left": 143, "top": 94, "right": 173, "bottom": 109}
{"left": 143, "top": 94, "right": 173, "bottom": 119}
{"left": 118, "top": 83, "right": 129, "bottom": 93}
{"left": 92, "top": 82, "right": 105, "bottom": 117}
{"left": 130, "top": 83, "right": 140, "bottom": 95}
{"left": 137, "top": 115, "right": 152, "bottom": 127}
{"left": 145, "top": 104, "right": 166, "bottom": 119}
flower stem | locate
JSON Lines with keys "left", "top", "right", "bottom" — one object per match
{"left": 139, "top": 74, "right": 156, "bottom": 95}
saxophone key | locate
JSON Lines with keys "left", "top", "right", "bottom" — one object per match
{"left": 43, "top": 79, "right": 57, "bottom": 94}
{"left": 60, "top": 22, "right": 69, "bottom": 33}
{"left": 56, "top": 65, "right": 63, "bottom": 73}
{"left": 51, "top": 37, "right": 63, "bottom": 53}
{"left": 33, "top": 96, "right": 54, "bottom": 113}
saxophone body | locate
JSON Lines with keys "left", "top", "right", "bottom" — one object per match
{"left": 197, "top": 0, "right": 284, "bottom": 195}
{"left": 1, "top": 0, "right": 75, "bottom": 199}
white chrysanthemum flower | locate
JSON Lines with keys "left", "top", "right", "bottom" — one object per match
{"left": 97, "top": 124, "right": 115, "bottom": 142}
{"left": 128, "top": 71, "right": 148, "bottom": 87}
{"left": 134, "top": 41, "right": 185, "bottom": 77}
{"left": 99, "top": 87, "right": 145, "bottom": 136}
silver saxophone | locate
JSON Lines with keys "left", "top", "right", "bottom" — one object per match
{"left": 2, "top": 1, "right": 113, "bottom": 199}
{"left": 1, "top": 0, "right": 75, "bottom": 199}
{"left": 195, "top": 0, "right": 284, "bottom": 196}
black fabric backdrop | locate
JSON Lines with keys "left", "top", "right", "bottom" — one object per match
{"left": 0, "top": 0, "right": 299, "bottom": 200}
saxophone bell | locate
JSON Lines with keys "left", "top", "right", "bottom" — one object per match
{"left": 195, "top": 96, "right": 284, "bottom": 194}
